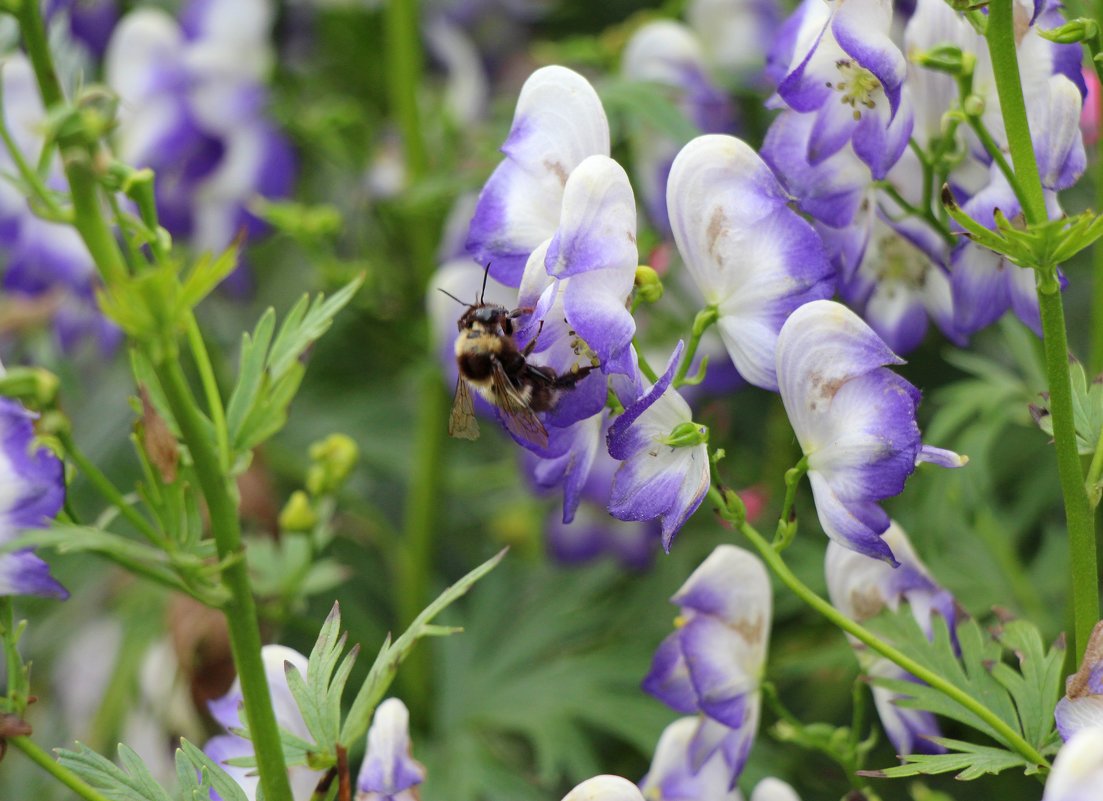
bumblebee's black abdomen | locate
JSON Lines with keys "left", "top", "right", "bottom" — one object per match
{"left": 458, "top": 351, "right": 495, "bottom": 382}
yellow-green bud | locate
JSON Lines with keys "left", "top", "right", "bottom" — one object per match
{"left": 962, "top": 93, "right": 985, "bottom": 118}
{"left": 634, "top": 265, "right": 664, "bottom": 304}
{"left": 279, "top": 490, "right": 317, "bottom": 532}
{"left": 306, "top": 433, "right": 359, "bottom": 495}
{"left": 0, "top": 367, "right": 60, "bottom": 408}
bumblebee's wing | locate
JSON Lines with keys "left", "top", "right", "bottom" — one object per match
{"left": 490, "top": 361, "right": 549, "bottom": 448}
{"left": 448, "top": 377, "right": 480, "bottom": 440}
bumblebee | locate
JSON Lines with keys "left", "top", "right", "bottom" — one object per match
{"left": 446, "top": 285, "right": 595, "bottom": 448}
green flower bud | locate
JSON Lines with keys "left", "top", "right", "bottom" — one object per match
{"left": 306, "top": 433, "right": 359, "bottom": 495}
{"left": 962, "top": 93, "right": 985, "bottom": 118}
{"left": 634, "top": 265, "right": 664, "bottom": 304}
{"left": 279, "top": 490, "right": 317, "bottom": 532}
{"left": 1037, "top": 18, "right": 1098, "bottom": 44}
{"left": 0, "top": 367, "right": 60, "bottom": 408}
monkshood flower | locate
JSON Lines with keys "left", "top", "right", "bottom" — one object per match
{"left": 826, "top": 521, "right": 957, "bottom": 754}
{"left": 772, "top": 0, "right": 912, "bottom": 177}
{"left": 205, "top": 645, "right": 322, "bottom": 801}
{"left": 356, "top": 698, "right": 425, "bottom": 801}
{"left": 621, "top": 20, "right": 735, "bottom": 235}
{"left": 0, "top": 395, "right": 67, "bottom": 598}
{"left": 666, "top": 134, "right": 834, "bottom": 391}
{"left": 750, "top": 778, "right": 801, "bottom": 801}
{"left": 562, "top": 775, "right": 646, "bottom": 801}
{"left": 1043, "top": 727, "right": 1103, "bottom": 801}
{"left": 776, "top": 300, "right": 965, "bottom": 564}
{"left": 607, "top": 343, "right": 709, "bottom": 549}
{"left": 46, "top": 0, "right": 120, "bottom": 59}
{"left": 1055, "top": 621, "right": 1103, "bottom": 741}
{"left": 642, "top": 546, "right": 771, "bottom": 783}
{"left": 466, "top": 65, "right": 610, "bottom": 286}
{"left": 949, "top": 166, "right": 1068, "bottom": 338}
{"left": 639, "top": 717, "right": 742, "bottom": 801}
{"left": 105, "top": 0, "right": 294, "bottom": 272}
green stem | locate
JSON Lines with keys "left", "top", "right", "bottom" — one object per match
{"left": 0, "top": 599, "right": 26, "bottom": 715}
{"left": 984, "top": 0, "right": 1048, "bottom": 224}
{"left": 876, "top": 180, "right": 955, "bottom": 246}
{"left": 56, "top": 429, "right": 161, "bottom": 544}
{"left": 634, "top": 342, "right": 659, "bottom": 384}
{"left": 185, "top": 312, "right": 231, "bottom": 471}
{"left": 385, "top": 0, "right": 428, "bottom": 182}
{"left": 987, "top": 0, "right": 1099, "bottom": 661}
{"left": 773, "top": 456, "right": 808, "bottom": 550}
{"left": 673, "top": 306, "right": 719, "bottom": 387}
{"left": 8, "top": 737, "right": 114, "bottom": 801}
{"left": 1090, "top": 33, "right": 1103, "bottom": 374}
{"left": 0, "top": 108, "right": 64, "bottom": 220}
{"left": 719, "top": 498, "right": 1051, "bottom": 770}
{"left": 396, "top": 364, "right": 446, "bottom": 715}
{"left": 157, "top": 358, "right": 293, "bottom": 801}
{"left": 1038, "top": 285, "right": 1100, "bottom": 659}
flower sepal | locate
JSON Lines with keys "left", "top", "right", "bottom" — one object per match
{"left": 661, "top": 420, "right": 709, "bottom": 448}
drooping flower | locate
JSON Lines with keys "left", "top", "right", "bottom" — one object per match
{"left": 751, "top": 778, "right": 802, "bottom": 801}
{"left": 666, "top": 134, "right": 834, "bottom": 391}
{"left": 607, "top": 343, "right": 710, "bottom": 550}
{"left": 1043, "top": 727, "right": 1103, "bottom": 801}
{"left": 465, "top": 65, "right": 610, "bottom": 286}
{"left": 0, "top": 394, "right": 67, "bottom": 599}
{"left": 356, "top": 698, "right": 425, "bottom": 801}
{"left": 776, "top": 300, "right": 965, "bottom": 564}
{"left": 826, "top": 521, "right": 958, "bottom": 754}
{"left": 642, "top": 545, "right": 771, "bottom": 784}
{"left": 639, "top": 717, "right": 742, "bottom": 801}
{"left": 561, "top": 775, "right": 646, "bottom": 801}
{"left": 1055, "top": 621, "right": 1103, "bottom": 742}
{"left": 204, "top": 645, "right": 323, "bottom": 801}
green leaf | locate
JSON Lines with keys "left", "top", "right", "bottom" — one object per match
{"left": 340, "top": 548, "right": 507, "bottom": 746}
{"left": 177, "top": 740, "right": 250, "bottom": 801}
{"left": 56, "top": 742, "right": 174, "bottom": 801}
{"left": 989, "top": 620, "right": 1066, "bottom": 747}
{"left": 224, "top": 277, "right": 362, "bottom": 457}
{"left": 861, "top": 737, "right": 1032, "bottom": 780}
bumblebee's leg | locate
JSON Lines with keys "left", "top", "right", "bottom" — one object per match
{"left": 522, "top": 320, "right": 545, "bottom": 357}
{"left": 551, "top": 363, "right": 597, "bottom": 389}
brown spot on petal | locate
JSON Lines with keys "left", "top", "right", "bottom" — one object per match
{"left": 733, "top": 614, "right": 764, "bottom": 644}
{"left": 544, "top": 159, "right": 569, "bottom": 186}
{"left": 849, "top": 588, "right": 886, "bottom": 621}
{"left": 707, "top": 206, "right": 727, "bottom": 266}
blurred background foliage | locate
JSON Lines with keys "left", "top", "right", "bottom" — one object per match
{"left": 0, "top": 0, "right": 1094, "bottom": 799}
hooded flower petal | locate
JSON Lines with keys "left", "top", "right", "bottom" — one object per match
{"left": 777, "top": 301, "right": 963, "bottom": 563}
{"left": 1043, "top": 727, "right": 1103, "bottom": 801}
{"left": 667, "top": 134, "right": 834, "bottom": 390}
{"left": 607, "top": 343, "right": 710, "bottom": 548}
{"left": 356, "top": 698, "right": 426, "bottom": 800}
{"left": 1055, "top": 621, "right": 1103, "bottom": 742}
{"left": 466, "top": 66, "right": 610, "bottom": 285}
{"left": 751, "top": 778, "right": 802, "bottom": 801}
{"left": 639, "top": 717, "right": 742, "bottom": 801}
{"left": 560, "top": 775, "right": 646, "bottom": 801}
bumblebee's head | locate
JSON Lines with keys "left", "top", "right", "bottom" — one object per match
{"left": 460, "top": 303, "right": 513, "bottom": 335}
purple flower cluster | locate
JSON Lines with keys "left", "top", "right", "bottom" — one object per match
{"left": 762, "top": 0, "right": 1086, "bottom": 352}
{"left": 105, "top": 0, "right": 294, "bottom": 293}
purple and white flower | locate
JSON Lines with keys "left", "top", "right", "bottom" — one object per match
{"left": 0, "top": 395, "right": 67, "bottom": 599}
{"left": 642, "top": 545, "right": 771, "bottom": 784}
{"left": 465, "top": 65, "right": 610, "bottom": 286}
{"left": 621, "top": 20, "right": 735, "bottom": 235}
{"left": 356, "top": 698, "right": 425, "bottom": 801}
{"left": 686, "top": 0, "right": 782, "bottom": 81}
{"left": 204, "top": 645, "right": 322, "bottom": 801}
{"left": 607, "top": 343, "right": 709, "bottom": 550}
{"left": 826, "top": 521, "right": 958, "bottom": 755}
{"left": 105, "top": 0, "right": 294, "bottom": 274}
{"left": 1043, "top": 727, "right": 1103, "bottom": 801}
{"left": 639, "top": 717, "right": 742, "bottom": 801}
{"left": 776, "top": 300, "right": 965, "bottom": 564}
{"left": 1055, "top": 621, "right": 1103, "bottom": 742}
{"left": 666, "top": 134, "right": 834, "bottom": 391}
{"left": 773, "top": 0, "right": 911, "bottom": 176}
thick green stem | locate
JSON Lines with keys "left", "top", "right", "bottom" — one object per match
{"left": 1039, "top": 286, "right": 1100, "bottom": 658}
{"left": 8, "top": 737, "right": 114, "bottom": 801}
{"left": 385, "top": 0, "right": 428, "bottom": 182}
{"left": 158, "top": 359, "right": 293, "bottom": 801}
{"left": 987, "top": 0, "right": 1099, "bottom": 660}
{"left": 717, "top": 493, "right": 1052, "bottom": 770}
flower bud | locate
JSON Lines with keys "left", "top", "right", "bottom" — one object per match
{"left": 661, "top": 420, "right": 709, "bottom": 448}
{"left": 307, "top": 433, "right": 359, "bottom": 495}
{"left": 279, "top": 491, "right": 317, "bottom": 533}
{"left": 634, "top": 264, "right": 664, "bottom": 303}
